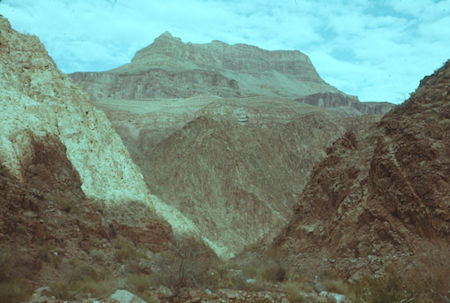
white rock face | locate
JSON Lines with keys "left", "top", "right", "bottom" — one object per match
{"left": 0, "top": 16, "right": 231, "bottom": 258}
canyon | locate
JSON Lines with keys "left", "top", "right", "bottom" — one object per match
{"left": 70, "top": 32, "right": 394, "bottom": 259}
{"left": 1, "top": 14, "right": 448, "bottom": 303}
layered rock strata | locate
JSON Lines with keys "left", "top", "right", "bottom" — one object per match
{"left": 70, "top": 31, "right": 342, "bottom": 99}
{"left": 296, "top": 92, "right": 394, "bottom": 116}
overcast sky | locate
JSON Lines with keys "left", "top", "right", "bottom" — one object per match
{"left": 1, "top": 0, "right": 449, "bottom": 103}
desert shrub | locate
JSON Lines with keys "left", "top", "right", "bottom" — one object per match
{"left": 350, "top": 274, "right": 409, "bottom": 303}
{"left": 261, "top": 262, "right": 286, "bottom": 282}
{"left": 282, "top": 281, "right": 309, "bottom": 302}
{"left": 112, "top": 237, "right": 154, "bottom": 275}
{"left": 44, "top": 192, "right": 73, "bottom": 213}
{"left": 0, "top": 282, "right": 32, "bottom": 303}
{"left": 90, "top": 248, "right": 107, "bottom": 263}
{"left": 143, "top": 294, "right": 161, "bottom": 303}
{"left": 50, "top": 262, "right": 115, "bottom": 299}
{"left": 113, "top": 236, "right": 137, "bottom": 262}
{"left": 153, "top": 235, "right": 225, "bottom": 291}
{"left": 0, "top": 250, "right": 13, "bottom": 281}
{"left": 242, "top": 263, "right": 258, "bottom": 279}
{"left": 349, "top": 272, "right": 444, "bottom": 303}
{"left": 0, "top": 250, "right": 33, "bottom": 302}
{"left": 319, "top": 269, "right": 349, "bottom": 295}
{"left": 238, "top": 258, "right": 286, "bottom": 287}
{"left": 125, "top": 273, "right": 159, "bottom": 293}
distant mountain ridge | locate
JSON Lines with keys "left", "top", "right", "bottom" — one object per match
{"left": 297, "top": 92, "right": 395, "bottom": 116}
{"left": 70, "top": 31, "right": 345, "bottom": 100}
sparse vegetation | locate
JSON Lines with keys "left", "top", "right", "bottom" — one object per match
{"left": 349, "top": 272, "right": 448, "bottom": 303}
{"left": 282, "top": 281, "right": 309, "bottom": 302}
{"left": 44, "top": 192, "right": 74, "bottom": 213}
{"left": 125, "top": 273, "right": 158, "bottom": 293}
{"left": 0, "top": 250, "right": 33, "bottom": 302}
{"left": 89, "top": 248, "right": 107, "bottom": 263}
{"left": 155, "top": 235, "right": 223, "bottom": 290}
{"left": 49, "top": 260, "right": 116, "bottom": 300}
{"left": 0, "top": 282, "right": 32, "bottom": 303}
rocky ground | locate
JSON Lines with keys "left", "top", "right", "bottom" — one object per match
{"left": 265, "top": 61, "right": 450, "bottom": 302}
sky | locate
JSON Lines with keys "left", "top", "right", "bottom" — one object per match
{"left": 0, "top": 0, "right": 449, "bottom": 103}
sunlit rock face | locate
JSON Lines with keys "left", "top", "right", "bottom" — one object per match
{"left": 69, "top": 31, "right": 342, "bottom": 99}
{"left": 0, "top": 17, "right": 232, "bottom": 257}
{"left": 0, "top": 16, "right": 147, "bottom": 201}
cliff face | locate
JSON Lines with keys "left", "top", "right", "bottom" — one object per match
{"left": 296, "top": 92, "right": 395, "bottom": 116}
{"left": 0, "top": 16, "right": 229, "bottom": 257}
{"left": 69, "top": 31, "right": 341, "bottom": 99}
{"left": 272, "top": 61, "right": 450, "bottom": 279}
{"left": 0, "top": 16, "right": 146, "bottom": 202}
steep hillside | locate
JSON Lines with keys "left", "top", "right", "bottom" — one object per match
{"left": 271, "top": 61, "right": 450, "bottom": 282}
{"left": 140, "top": 99, "right": 347, "bottom": 254}
{"left": 69, "top": 31, "right": 342, "bottom": 99}
{"left": 0, "top": 16, "right": 226, "bottom": 257}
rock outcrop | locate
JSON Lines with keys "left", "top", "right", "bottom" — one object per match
{"left": 272, "top": 61, "right": 450, "bottom": 279}
{"left": 296, "top": 92, "right": 395, "bottom": 116}
{"left": 70, "top": 31, "right": 342, "bottom": 99}
{"left": 0, "top": 16, "right": 228, "bottom": 257}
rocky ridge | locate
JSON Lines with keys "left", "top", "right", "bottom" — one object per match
{"left": 0, "top": 16, "right": 227, "bottom": 257}
{"left": 69, "top": 31, "right": 343, "bottom": 100}
{"left": 271, "top": 61, "right": 450, "bottom": 281}
{"left": 296, "top": 92, "right": 394, "bottom": 116}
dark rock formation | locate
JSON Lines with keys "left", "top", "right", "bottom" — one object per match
{"left": 271, "top": 61, "right": 450, "bottom": 280}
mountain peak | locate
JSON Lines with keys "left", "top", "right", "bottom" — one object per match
{"left": 159, "top": 30, "right": 173, "bottom": 38}
{"left": 152, "top": 30, "right": 182, "bottom": 45}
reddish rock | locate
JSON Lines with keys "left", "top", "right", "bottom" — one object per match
{"left": 272, "top": 61, "right": 450, "bottom": 279}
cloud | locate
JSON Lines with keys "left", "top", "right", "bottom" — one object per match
{"left": 0, "top": 0, "right": 448, "bottom": 103}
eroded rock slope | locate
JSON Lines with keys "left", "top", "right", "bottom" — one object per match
{"left": 272, "top": 60, "right": 450, "bottom": 279}
{"left": 0, "top": 16, "right": 226, "bottom": 257}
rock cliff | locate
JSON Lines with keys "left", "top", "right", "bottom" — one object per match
{"left": 271, "top": 61, "right": 450, "bottom": 280}
{"left": 296, "top": 92, "right": 395, "bottom": 116}
{"left": 0, "top": 16, "right": 227, "bottom": 257}
{"left": 69, "top": 31, "right": 342, "bottom": 99}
